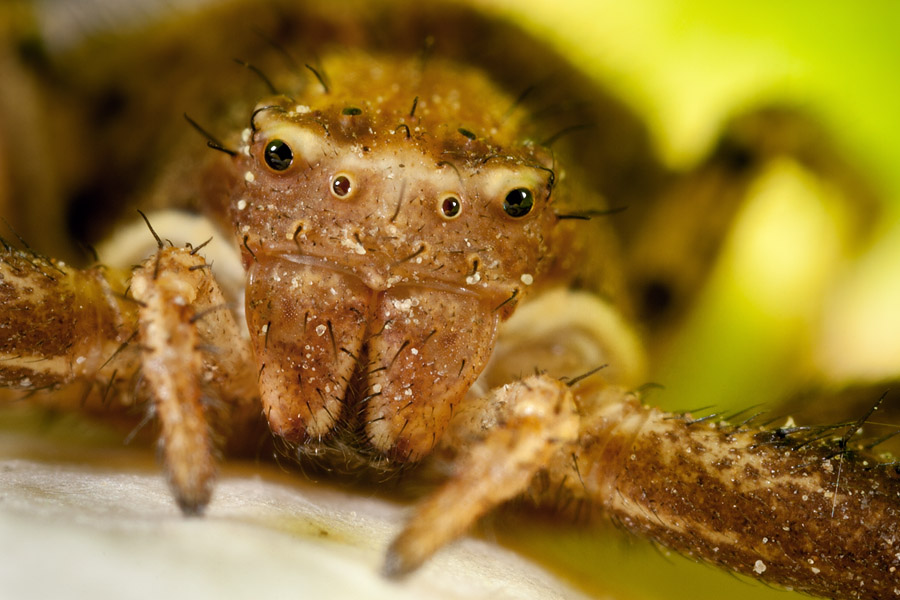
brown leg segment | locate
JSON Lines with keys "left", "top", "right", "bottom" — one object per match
{"left": 130, "top": 246, "right": 252, "bottom": 514}
{"left": 0, "top": 243, "right": 138, "bottom": 403}
{"left": 545, "top": 385, "right": 900, "bottom": 600}
{"left": 383, "top": 375, "right": 578, "bottom": 576}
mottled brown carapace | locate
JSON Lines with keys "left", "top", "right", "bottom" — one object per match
{"left": 0, "top": 2, "right": 898, "bottom": 599}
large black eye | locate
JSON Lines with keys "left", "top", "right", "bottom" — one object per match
{"left": 502, "top": 188, "right": 534, "bottom": 218}
{"left": 264, "top": 139, "right": 293, "bottom": 171}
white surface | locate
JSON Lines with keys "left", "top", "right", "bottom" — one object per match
{"left": 0, "top": 443, "right": 597, "bottom": 600}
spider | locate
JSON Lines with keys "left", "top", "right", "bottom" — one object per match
{"left": 1, "top": 2, "right": 898, "bottom": 599}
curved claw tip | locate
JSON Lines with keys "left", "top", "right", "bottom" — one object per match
{"left": 174, "top": 490, "right": 210, "bottom": 517}
{"left": 381, "top": 540, "right": 420, "bottom": 579}
{"left": 176, "top": 499, "right": 207, "bottom": 517}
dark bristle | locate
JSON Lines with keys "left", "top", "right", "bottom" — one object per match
{"left": 253, "top": 27, "right": 300, "bottom": 72}
{"left": 492, "top": 288, "right": 519, "bottom": 313}
{"left": 184, "top": 113, "right": 237, "bottom": 156}
{"left": 233, "top": 59, "right": 278, "bottom": 95}
{"left": 555, "top": 206, "right": 628, "bottom": 221}
{"left": 394, "top": 123, "right": 411, "bottom": 139}
{"left": 565, "top": 364, "right": 608, "bottom": 387}
{"left": 137, "top": 210, "right": 164, "bottom": 249}
{"left": 541, "top": 123, "right": 595, "bottom": 147}
{"left": 189, "top": 237, "right": 214, "bottom": 256}
{"left": 242, "top": 234, "right": 257, "bottom": 261}
{"left": 503, "top": 84, "right": 536, "bottom": 121}
{"left": 305, "top": 63, "right": 329, "bottom": 93}
{"left": 249, "top": 104, "right": 287, "bottom": 132}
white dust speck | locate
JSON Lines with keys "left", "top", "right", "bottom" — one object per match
{"left": 753, "top": 560, "right": 766, "bottom": 574}
{"left": 315, "top": 324, "right": 327, "bottom": 336}
{"left": 466, "top": 272, "right": 481, "bottom": 285}
{"left": 520, "top": 273, "right": 534, "bottom": 285}
{"left": 411, "top": 348, "right": 418, "bottom": 355}
{"left": 237, "top": 199, "right": 247, "bottom": 211}
{"left": 372, "top": 384, "right": 382, "bottom": 394}
{"left": 391, "top": 298, "right": 414, "bottom": 312}
{"left": 244, "top": 171, "right": 255, "bottom": 183}
{"left": 340, "top": 235, "right": 367, "bottom": 255}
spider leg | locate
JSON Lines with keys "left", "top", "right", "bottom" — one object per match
{"left": 383, "top": 374, "right": 578, "bottom": 576}
{"left": 546, "top": 383, "right": 900, "bottom": 600}
{"left": 131, "top": 246, "right": 255, "bottom": 514}
{"left": 0, "top": 243, "right": 139, "bottom": 404}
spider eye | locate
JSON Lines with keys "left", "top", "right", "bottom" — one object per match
{"left": 502, "top": 188, "right": 534, "bottom": 218}
{"left": 331, "top": 174, "right": 354, "bottom": 198}
{"left": 264, "top": 139, "right": 293, "bottom": 171}
{"left": 440, "top": 194, "right": 462, "bottom": 219}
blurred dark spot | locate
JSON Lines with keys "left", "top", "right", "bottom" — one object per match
{"left": 90, "top": 86, "right": 128, "bottom": 124}
{"left": 715, "top": 136, "right": 758, "bottom": 173}
{"left": 15, "top": 36, "right": 49, "bottom": 70}
{"left": 640, "top": 278, "right": 674, "bottom": 320}
{"left": 66, "top": 184, "right": 117, "bottom": 244}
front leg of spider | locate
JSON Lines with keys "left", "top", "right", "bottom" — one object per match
{"left": 383, "top": 375, "right": 579, "bottom": 576}
{"left": 0, "top": 223, "right": 254, "bottom": 514}
{"left": 131, "top": 243, "right": 253, "bottom": 514}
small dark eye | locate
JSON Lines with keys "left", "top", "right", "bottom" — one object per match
{"left": 440, "top": 195, "right": 461, "bottom": 219}
{"left": 264, "top": 139, "right": 293, "bottom": 171}
{"left": 502, "top": 188, "right": 534, "bottom": 218}
{"left": 331, "top": 174, "right": 353, "bottom": 198}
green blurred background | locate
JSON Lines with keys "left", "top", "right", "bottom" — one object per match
{"left": 473, "top": 1, "right": 900, "bottom": 598}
